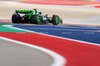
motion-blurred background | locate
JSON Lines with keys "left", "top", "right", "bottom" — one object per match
{"left": 0, "top": 0, "right": 100, "bottom": 1}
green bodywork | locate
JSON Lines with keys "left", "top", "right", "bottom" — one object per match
{"left": 16, "top": 10, "right": 39, "bottom": 19}
{"left": 16, "top": 10, "right": 31, "bottom": 13}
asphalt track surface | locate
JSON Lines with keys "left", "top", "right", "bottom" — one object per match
{"left": 0, "top": 1, "right": 100, "bottom": 66}
{"left": 0, "top": 25, "right": 100, "bottom": 66}
{"left": 0, "top": 21, "right": 100, "bottom": 66}
{"left": 0, "top": 38, "right": 52, "bottom": 66}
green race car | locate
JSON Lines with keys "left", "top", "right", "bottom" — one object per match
{"left": 12, "top": 9, "right": 63, "bottom": 25}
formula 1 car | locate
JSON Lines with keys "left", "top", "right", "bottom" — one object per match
{"left": 12, "top": 9, "right": 63, "bottom": 25}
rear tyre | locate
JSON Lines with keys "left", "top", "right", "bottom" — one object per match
{"left": 12, "top": 14, "right": 21, "bottom": 23}
{"left": 52, "top": 15, "right": 59, "bottom": 25}
{"left": 31, "top": 15, "right": 41, "bottom": 24}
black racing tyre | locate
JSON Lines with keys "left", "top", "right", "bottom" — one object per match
{"left": 31, "top": 15, "right": 41, "bottom": 24}
{"left": 12, "top": 14, "right": 21, "bottom": 23}
{"left": 52, "top": 15, "right": 59, "bottom": 25}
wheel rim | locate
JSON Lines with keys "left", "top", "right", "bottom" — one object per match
{"left": 37, "top": 16, "right": 41, "bottom": 23}
{"left": 56, "top": 17, "right": 59, "bottom": 24}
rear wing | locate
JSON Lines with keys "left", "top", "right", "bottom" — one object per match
{"left": 16, "top": 10, "right": 32, "bottom": 14}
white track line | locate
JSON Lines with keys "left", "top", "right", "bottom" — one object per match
{"left": 0, "top": 36, "right": 66, "bottom": 66}
{"left": 4, "top": 25, "right": 100, "bottom": 46}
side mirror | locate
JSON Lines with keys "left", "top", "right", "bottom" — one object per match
{"left": 39, "top": 12, "right": 42, "bottom": 14}
{"left": 46, "top": 14, "right": 48, "bottom": 17}
{"left": 34, "top": 9, "right": 37, "bottom": 11}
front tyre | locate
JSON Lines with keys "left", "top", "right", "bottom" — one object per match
{"left": 31, "top": 15, "right": 41, "bottom": 24}
{"left": 12, "top": 14, "right": 21, "bottom": 23}
{"left": 52, "top": 15, "right": 59, "bottom": 25}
